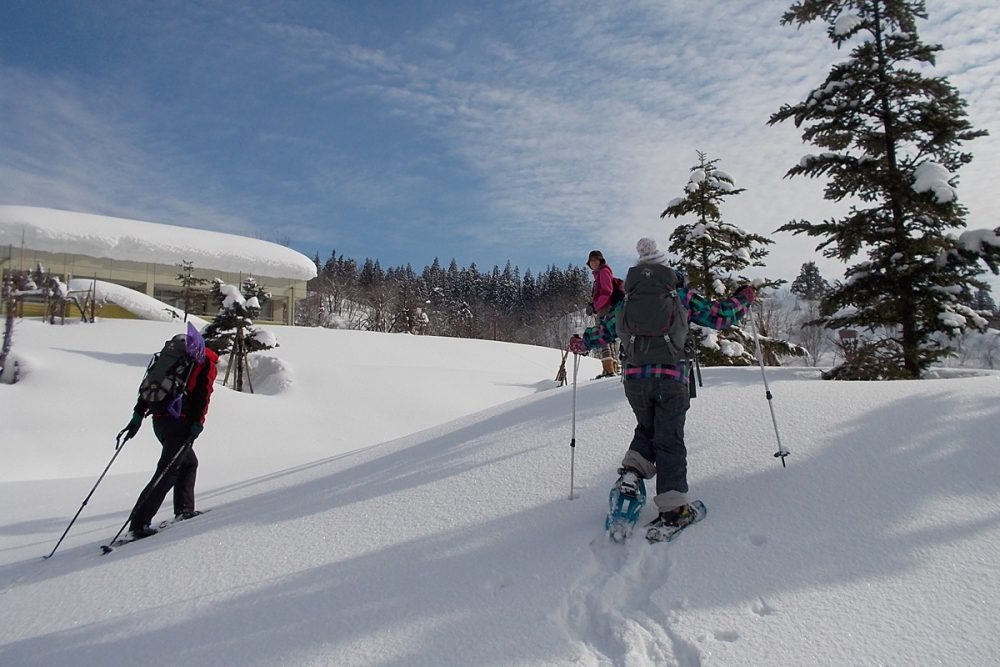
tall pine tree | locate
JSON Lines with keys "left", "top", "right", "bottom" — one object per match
{"left": 791, "top": 261, "right": 830, "bottom": 302}
{"left": 770, "top": 0, "right": 1000, "bottom": 379}
{"left": 662, "top": 151, "right": 797, "bottom": 365}
{"left": 175, "top": 260, "right": 208, "bottom": 323}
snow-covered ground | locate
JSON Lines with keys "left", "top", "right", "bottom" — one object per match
{"left": 2, "top": 317, "right": 999, "bottom": 666}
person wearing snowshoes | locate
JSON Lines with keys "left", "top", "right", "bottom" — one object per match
{"left": 586, "top": 249, "right": 622, "bottom": 378}
{"left": 121, "top": 330, "right": 219, "bottom": 540}
{"left": 570, "top": 238, "right": 756, "bottom": 540}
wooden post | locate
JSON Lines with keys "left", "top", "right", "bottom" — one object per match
{"left": 555, "top": 348, "right": 569, "bottom": 387}
{"left": 222, "top": 327, "right": 255, "bottom": 393}
{"left": 243, "top": 334, "right": 254, "bottom": 394}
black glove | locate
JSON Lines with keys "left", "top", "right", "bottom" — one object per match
{"left": 188, "top": 423, "right": 204, "bottom": 444}
{"left": 117, "top": 412, "right": 144, "bottom": 447}
{"left": 585, "top": 303, "right": 596, "bottom": 315}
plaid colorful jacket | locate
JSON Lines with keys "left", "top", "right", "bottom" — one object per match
{"left": 580, "top": 287, "right": 754, "bottom": 383}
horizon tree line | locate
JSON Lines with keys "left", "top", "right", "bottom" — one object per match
{"left": 297, "top": 252, "right": 592, "bottom": 347}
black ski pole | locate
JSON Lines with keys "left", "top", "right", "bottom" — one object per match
{"left": 44, "top": 429, "right": 132, "bottom": 559}
{"left": 100, "top": 438, "right": 194, "bottom": 554}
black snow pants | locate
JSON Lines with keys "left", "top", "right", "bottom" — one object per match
{"left": 129, "top": 417, "right": 198, "bottom": 530}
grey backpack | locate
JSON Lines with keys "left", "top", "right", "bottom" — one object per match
{"left": 138, "top": 335, "right": 196, "bottom": 418}
{"left": 618, "top": 263, "right": 689, "bottom": 366}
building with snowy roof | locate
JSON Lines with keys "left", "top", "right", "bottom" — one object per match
{"left": 0, "top": 205, "right": 317, "bottom": 324}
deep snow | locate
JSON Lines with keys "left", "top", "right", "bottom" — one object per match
{"left": 1, "top": 317, "right": 999, "bottom": 666}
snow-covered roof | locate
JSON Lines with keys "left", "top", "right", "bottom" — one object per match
{"left": 0, "top": 205, "right": 317, "bottom": 281}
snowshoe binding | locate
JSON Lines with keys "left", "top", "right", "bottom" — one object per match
{"left": 644, "top": 500, "right": 707, "bottom": 543}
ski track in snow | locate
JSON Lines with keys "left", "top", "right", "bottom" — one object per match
{"left": 557, "top": 531, "right": 703, "bottom": 667}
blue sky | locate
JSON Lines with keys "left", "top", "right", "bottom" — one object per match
{"left": 2, "top": 1, "right": 998, "bottom": 285}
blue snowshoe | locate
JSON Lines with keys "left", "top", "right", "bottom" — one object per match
{"left": 605, "top": 469, "right": 647, "bottom": 543}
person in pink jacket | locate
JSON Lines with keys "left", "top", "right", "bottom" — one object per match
{"left": 587, "top": 250, "right": 621, "bottom": 377}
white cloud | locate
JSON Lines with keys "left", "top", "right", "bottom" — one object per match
{"left": 0, "top": 65, "right": 260, "bottom": 238}
{"left": 1, "top": 0, "right": 997, "bottom": 289}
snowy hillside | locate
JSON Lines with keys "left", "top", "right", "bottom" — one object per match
{"left": 1, "top": 319, "right": 999, "bottom": 666}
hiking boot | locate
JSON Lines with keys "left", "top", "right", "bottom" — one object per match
{"left": 130, "top": 524, "right": 158, "bottom": 540}
{"left": 646, "top": 504, "right": 696, "bottom": 530}
{"left": 615, "top": 467, "right": 643, "bottom": 497}
{"left": 175, "top": 510, "right": 203, "bottom": 521}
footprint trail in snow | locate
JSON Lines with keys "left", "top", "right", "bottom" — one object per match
{"left": 556, "top": 534, "right": 705, "bottom": 666}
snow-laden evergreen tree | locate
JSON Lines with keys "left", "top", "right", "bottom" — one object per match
{"left": 422, "top": 257, "right": 445, "bottom": 290}
{"left": 521, "top": 269, "right": 536, "bottom": 303}
{"left": 663, "top": 152, "right": 751, "bottom": 294}
{"left": 387, "top": 263, "right": 429, "bottom": 334}
{"left": 358, "top": 258, "right": 384, "bottom": 288}
{"left": 661, "top": 151, "right": 800, "bottom": 365}
{"left": 769, "top": 0, "right": 1000, "bottom": 379}
{"left": 203, "top": 276, "right": 277, "bottom": 392}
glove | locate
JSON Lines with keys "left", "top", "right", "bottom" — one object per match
{"left": 585, "top": 303, "right": 596, "bottom": 315}
{"left": 568, "top": 335, "right": 588, "bottom": 355}
{"left": 734, "top": 284, "right": 756, "bottom": 304}
{"left": 118, "top": 412, "right": 143, "bottom": 444}
{"left": 188, "top": 423, "right": 204, "bottom": 444}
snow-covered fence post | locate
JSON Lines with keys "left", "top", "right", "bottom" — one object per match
{"left": 46, "top": 275, "right": 68, "bottom": 325}
{"left": 223, "top": 326, "right": 255, "bottom": 394}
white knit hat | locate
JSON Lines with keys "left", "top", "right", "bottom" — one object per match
{"left": 636, "top": 237, "right": 669, "bottom": 265}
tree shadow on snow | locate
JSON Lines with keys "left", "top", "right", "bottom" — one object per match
{"left": 668, "top": 387, "right": 1000, "bottom": 612}
{"left": 52, "top": 348, "right": 151, "bottom": 368}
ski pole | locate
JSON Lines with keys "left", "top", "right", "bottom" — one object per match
{"left": 44, "top": 429, "right": 133, "bottom": 559}
{"left": 100, "top": 438, "right": 195, "bottom": 554}
{"left": 747, "top": 303, "right": 790, "bottom": 467}
{"left": 685, "top": 332, "right": 702, "bottom": 399}
{"left": 569, "top": 352, "right": 579, "bottom": 500}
